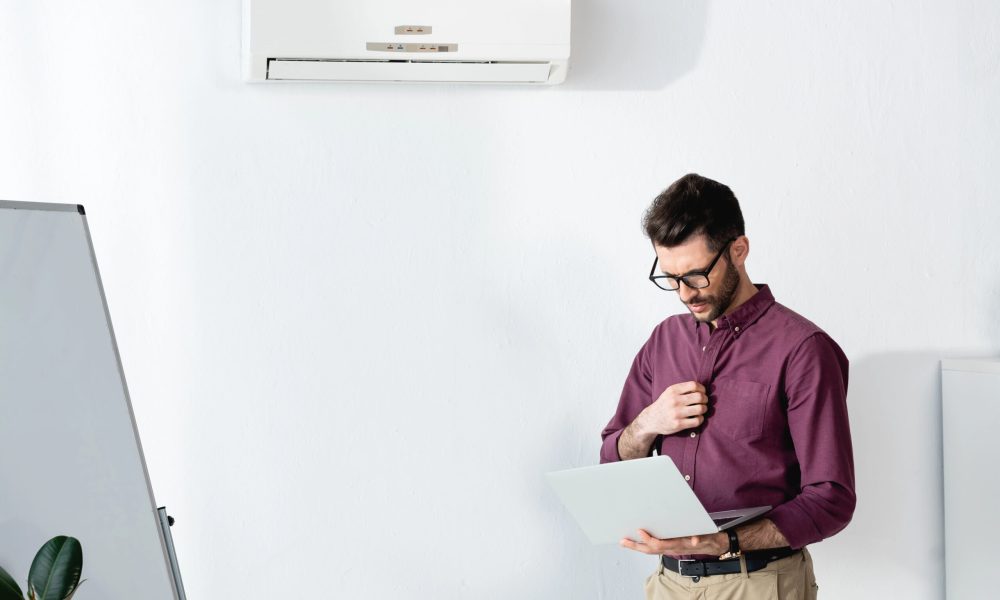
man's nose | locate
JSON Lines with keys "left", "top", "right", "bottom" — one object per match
{"left": 678, "top": 283, "right": 699, "bottom": 303}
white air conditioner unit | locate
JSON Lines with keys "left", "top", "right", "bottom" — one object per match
{"left": 242, "top": 0, "right": 571, "bottom": 85}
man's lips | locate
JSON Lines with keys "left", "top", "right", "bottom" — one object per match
{"left": 688, "top": 302, "right": 708, "bottom": 313}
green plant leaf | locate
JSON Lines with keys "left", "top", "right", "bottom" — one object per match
{"left": 27, "top": 537, "right": 82, "bottom": 600}
{"left": 0, "top": 565, "right": 24, "bottom": 600}
{"left": 59, "top": 579, "right": 84, "bottom": 600}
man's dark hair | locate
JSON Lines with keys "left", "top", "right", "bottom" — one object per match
{"left": 642, "top": 173, "right": 745, "bottom": 253}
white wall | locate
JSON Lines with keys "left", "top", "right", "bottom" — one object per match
{"left": 2, "top": 1, "right": 999, "bottom": 598}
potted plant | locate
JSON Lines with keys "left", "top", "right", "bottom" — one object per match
{"left": 0, "top": 536, "right": 83, "bottom": 600}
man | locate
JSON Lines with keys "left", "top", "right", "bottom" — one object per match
{"left": 600, "top": 174, "right": 855, "bottom": 599}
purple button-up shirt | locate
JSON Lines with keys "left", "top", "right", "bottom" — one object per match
{"left": 600, "top": 285, "right": 855, "bottom": 550}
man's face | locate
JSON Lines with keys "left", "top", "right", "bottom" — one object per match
{"left": 654, "top": 236, "right": 741, "bottom": 323}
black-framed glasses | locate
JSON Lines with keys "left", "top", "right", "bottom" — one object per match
{"left": 648, "top": 238, "right": 736, "bottom": 291}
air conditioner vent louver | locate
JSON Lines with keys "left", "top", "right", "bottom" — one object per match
{"left": 266, "top": 59, "right": 554, "bottom": 83}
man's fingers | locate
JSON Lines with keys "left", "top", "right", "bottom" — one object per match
{"left": 651, "top": 383, "right": 711, "bottom": 434}
{"left": 620, "top": 530, "right": 662, "bottom": 555}
{"left": 666, "top": 381, "right": 697, "bottom": 395}
{"left": 682, "top": 403, "right": 707, "bottom": 417}
{"left": 637, "top": 530, "right": 665, "bottom": 552}
{"left": 664, "top": 391, "right": 707, "bottom": 409}
{"left": 620, "top": 536, "right": 654, "bottom": 555}
{"left": 671, "top": 381, "right": 704, "bottom": 394}
{"left": 683, "top": 391, "right": 708, "bottom": 405}
{"left": 621, "top": 530, "right": 703, "bottom": 557}
{"left": 683, "top": 381, "right": 707, "bottom": 394}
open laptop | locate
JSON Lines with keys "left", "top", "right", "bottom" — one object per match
{"left": 545, "top": 455, "right": 771, "bottom": 545}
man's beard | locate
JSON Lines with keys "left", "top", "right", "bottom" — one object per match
{"left": 687, "top": 258, "right": 740, "bottom": 322}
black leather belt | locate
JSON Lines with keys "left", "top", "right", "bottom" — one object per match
{"left": 662, "top": 548, "right": 799, "bottom": 582}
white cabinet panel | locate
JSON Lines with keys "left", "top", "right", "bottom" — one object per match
{"left": 942, "top": 359, "right": 1000, "bottom": 599}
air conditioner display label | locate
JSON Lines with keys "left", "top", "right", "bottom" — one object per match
{"left": 366, "top": 42, "right": 456, "bottom": 53}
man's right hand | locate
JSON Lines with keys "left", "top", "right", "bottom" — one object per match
{"left": 617, "top": 381, "right": 708, "bottom": 460}
{"left": 637, "top": 381, "right": 709, "bottom": 437}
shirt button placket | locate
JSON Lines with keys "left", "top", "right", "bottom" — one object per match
{"left": 683, "top": 432, "right": 700, "bottom": 486}
{"left": 684, "top": 331, "right": 722, "bottom": 488}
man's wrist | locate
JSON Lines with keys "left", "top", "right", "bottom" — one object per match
{"left": 716, "top": 532, "right": 730, "bottom": 556}
{"left": 626, "top": 412, "right": 656, "bottom": 445}
{"left": 617, "top": 416, "right": 659, "bottom": 460}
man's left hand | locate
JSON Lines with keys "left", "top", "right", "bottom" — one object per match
{"left": 620, "top": 529, "right": 728, "bottom": 557}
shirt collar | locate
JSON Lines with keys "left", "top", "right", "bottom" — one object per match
{"left": 693, "top": 284, "right": 775, "bottom": 336}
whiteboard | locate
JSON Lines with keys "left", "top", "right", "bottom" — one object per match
{"left": 0, "top": 201, "right": 179, "bottom": 600}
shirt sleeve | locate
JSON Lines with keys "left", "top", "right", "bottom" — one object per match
{"left": 767, "top": 332, "right": 856, "bottom": 549}
{"left": 600, "top": 334, "right": 655, "bottom": 463}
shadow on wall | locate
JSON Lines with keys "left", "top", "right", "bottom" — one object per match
{"left": 565, "top": 0, "right": 708, "bottom": 91}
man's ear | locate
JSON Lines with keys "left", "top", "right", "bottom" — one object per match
{"left": 730, "top": 236, "right": 750, "bottom": 266}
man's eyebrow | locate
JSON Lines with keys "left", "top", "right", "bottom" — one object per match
{"left": 661, "top": 264, "right": 710, "bottom": 278}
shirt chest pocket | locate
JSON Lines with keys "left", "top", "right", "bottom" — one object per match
{"left": 707, "top": 379, "right": 771, "bottom": 442}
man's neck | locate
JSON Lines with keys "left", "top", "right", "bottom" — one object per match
{"left": 709, "top": 278, "right": 759, "bottom": 330}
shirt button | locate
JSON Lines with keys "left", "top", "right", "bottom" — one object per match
{"left": 702, "top": 346, "right": 706, "bottom": 352}
{"left": 690, "top": 432, "right": 697, "bottom": 438}
{"left": 684, "top": 475, "right": 691, "bottom": 481}
{"left": 734, "top": 326, "right": 741, "bottom": 332}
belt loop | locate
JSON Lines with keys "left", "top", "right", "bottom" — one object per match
{"left": 740, "top": 555, "right": 749, "bottom": 579}
{"left": 657, "top": 558, "right": 665, "bottom": 576}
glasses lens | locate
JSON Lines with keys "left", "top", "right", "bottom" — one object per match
{"left": 652, "top": 277, "right": 679, "bottom": 291}
{"left": 683, "top": 275, "right": 710, "bottom": 289}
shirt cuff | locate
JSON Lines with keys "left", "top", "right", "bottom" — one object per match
{"left": 600, "top": 429, "right": 624, "bottom": 463}
{"left": 766, "top": 502, "right": 821, "bottom": 550}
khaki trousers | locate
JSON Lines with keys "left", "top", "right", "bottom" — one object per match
{"left": 644, "top": 548, "right": 819, "bottom": 600}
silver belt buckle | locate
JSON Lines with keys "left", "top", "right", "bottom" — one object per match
{"left": 676, "top": 558, "right": 698, "bottom": 579}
